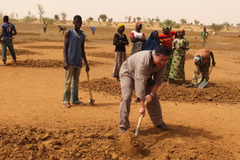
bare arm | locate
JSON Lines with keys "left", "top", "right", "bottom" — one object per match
{"left": 139, "top": 99, "right": 146, "bottom": 117}
{"left": 81, "top": 38, "right": 90, "bottom": 72}
{"left": 140, "top": 37, "right": 146, "bottom": 43}
{"left": 0, "top": 29, "right": 3, "bottom": 42}
{"left": 118, "top": 40, "right": 128, "bottom": 45}
{"left": 131, "top": 37, "right": 146, "bottom": 43}
{"left": 130, "top": 37, "right": 139, "bottom": 43}
{"left": 12, "top": 28, "right": 17, "bottom": 36}
{"left": 209, "top": 51, "right": 216, "bottom": 66}
{"left": 63, "top": 30, "right": 71, "bottom": 70}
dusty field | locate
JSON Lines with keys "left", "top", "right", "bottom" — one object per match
{"left": 0, "top": 22, "right": 240, "bottom": 160}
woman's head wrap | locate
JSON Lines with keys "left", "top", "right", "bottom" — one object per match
{"left": 178, "top": 28, "right": 184, "bottom": 32}
{"left": 117, "top": 23, "right": 124, "bottom": 29}
{"left": 162, "top": 25, "right": 169, "bottom": 31}
{"left": 193, "top": 55, "right": 203, "bottom": 66}
{"left": 135, "top": 22, "right": 141, "bottom": 29}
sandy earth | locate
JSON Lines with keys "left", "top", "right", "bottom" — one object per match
{"left": 0, "top": 22, "right": 240, "bottom": 160}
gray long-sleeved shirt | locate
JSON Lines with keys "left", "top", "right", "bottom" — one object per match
{"left": 119, "top": 50, "right": 166, "bottom": 100}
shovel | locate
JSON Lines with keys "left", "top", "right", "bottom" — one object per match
{"left": 198, "top": 66, "right": 213, "bottom": 89}
{"left": 87, "top": 72, "right": 95, "bottom": 105}
{"left": 135, "top": 100, "right": 148, "bottom": 136}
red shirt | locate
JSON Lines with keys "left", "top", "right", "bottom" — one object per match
{"left": 159, "top": 31, "right": 176, "bottom": 50}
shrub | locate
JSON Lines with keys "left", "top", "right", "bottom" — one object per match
{"left": 23, "top": 16, "right": 37, "bottom": 23}
{"left": 211, "top": 23, "right": 224, "bottom": 31}
{"left": 173, "top": 23, "right": 180, "bottom": 28}
{"left": 42, "top": 17, "right": 55, "bottom": 24}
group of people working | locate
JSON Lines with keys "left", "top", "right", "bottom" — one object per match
{"left": 111, "top": 22, "right": 216, "bottom": 133}
{"left": 1, "top": 15, "right": 216, "bottom": 134}
{"left": 112, "top": 22, "right": 216, "bottom": 87}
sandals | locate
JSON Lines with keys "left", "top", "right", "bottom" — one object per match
{"left": 62, "top": 103, "right": 71, "bottom": 108}
{"left": 63, "top": 100, "right": 86, "bottom": 108}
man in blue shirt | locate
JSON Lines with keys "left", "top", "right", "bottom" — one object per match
{"left": 90, "top": 26, "right": 96, "bottom": 35}
{"left": 0, "top": 15, "right": 17, "bottom": 65}
{"left": 62, "top": 15, "right": 90, "bottom": 108}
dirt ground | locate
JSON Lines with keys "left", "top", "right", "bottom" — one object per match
{"left": 0, "top": 22, "right": 240, "bottom": 160}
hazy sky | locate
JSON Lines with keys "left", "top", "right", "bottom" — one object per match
{"left": 1, "top": 0, "right": 239, "bottom": 26}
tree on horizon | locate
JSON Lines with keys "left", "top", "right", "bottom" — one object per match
{"left": 211, "top": 23, "right": 224, "bottom": 31}
{"left": 136, "top": 17, "right": 141, "bottom": 22}
{"left": 148, "top": 18, "right": 154, "bottom": 27}
{"left": 128, "top": 16, "right": 131, "bottom": 23}
{"left": 61, "top": 12, "right": 67, "bottom": 24}
{"left": 133, "top": 18, "right": 136, "bottom": 23}
{"left": 86, "top": 17, "right": 94, "bottom": 24}
{"left": 37, "top": 4, "right": 44, "bottom": 22}
{"left": 223, "top": 22, "right": 230, "bottom": 29}
{"left": 194, "top": 19, "right": 200, "bottom": 25}
{"left": 180, "top": 19, "right": 187, "bottom": 25}
{"left": 98, "top": 14, "right": 108, "bottom": 22}
{"left": 23, "top": 11, "right": 37, "bottom": 23}
{"left": 155, "top": 17, "right": 160, "bottom": 24}
{"left": 164, "top": 19, "right": 174, "bottom": 26}
{"left": 0, "top": 11, "right": 3, "bottom": 19}
{"left": 54, "top": 14, "right": 59, "bottom": 22}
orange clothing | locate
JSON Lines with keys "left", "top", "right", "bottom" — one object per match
{"left": 195, "top": 49, "right": 210, "bottom": 64}
{"left": 159, "top": 31, "right": 176, "bottom": 50}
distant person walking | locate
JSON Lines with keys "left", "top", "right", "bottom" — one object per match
{"left": 201, "top": 27, "right": 209, "bottom": 47}
{"left": 0, "top": 15, "right": 17, "bottom": 66}
{"left": 130, "top": 22, "right": 146, "bottom": 54}
{"left": 90, "top": 26, "right": 96, "bottom": 35}
{"left": 168, "top": 29, "right": 190, "bottom": 85}
{"left": 58, "top": 25, "right": 67, "bottom": 34}
{"left": 112, "top": 23, "right": 129, "bottom": 81}
{"left": 142, "top": 30, "right": 160, "bottom": 50}
{"left": 212, "top": 31, "right": 216, "bottom": 37}
{"left": 186, "top": 49, "right": 216, "bottom": 88}
{"left": 42, "top": 21, "right": 47, "bottom": 33}
{"left": 62, "top": 15, "right": 90, "bottom": 108}
{"left": 159, "top": 25, "right": 176, "bottom": 80}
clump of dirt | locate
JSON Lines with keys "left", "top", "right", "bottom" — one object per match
{"left": 23, "top": 46, "right": 63, "bottom": 49}
{"left": 148, "top": 138, "right": 235, "bottom": 159}
{"left": 17, "top": 32, "right": 41, "bottom": 36}
{"left": 158, "top": 83, "right": 240, "bottom": 103}
{"left": 6, "top": 59, "right": 103, "bottom": 68}
{"left": 86, "top": 52, "right": 134, "bottom": 59}
{"left": 85, "top": 46, "right": 99, "bottom": 49}
{"left": 189, "top": 43, "right": 240, "bottom": 51}
{"left": 0, "top": 125, "right": 122, "bottom": 160}
{"left": 0, "top": 125, "right": 236, "bottom": 160}
{"left": 0, "top": 49, "right": 41, "bottom": 56}
{"left": 118, "top": 131, "right": 146, "bottom": 158}
{"left": 81, "top": 77, "right": 121, "bottom": 97}
{"left": 22, "top": 46, "right": 97, "bottom": 50}
{"left": 87, "top": 52, "right": 115, "bottom": 59}
{"left": 14, "top": 37, "right": 91, "bottom": 45}
{"left": 14, "top": 38, "right": 63, "bottom": 44}
{"left": 9, "top": 59, "right": 63, "bottom": 68}
{"left": 80, "top": 77, "right": 240, "bottom": 103}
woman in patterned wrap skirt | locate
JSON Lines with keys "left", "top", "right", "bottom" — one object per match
{"left": 112, "top": 24, "right": 129, "bottom": 81}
